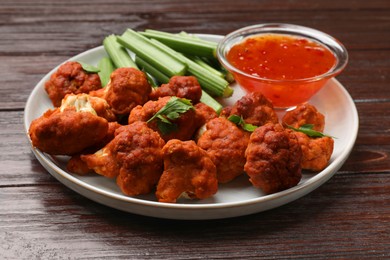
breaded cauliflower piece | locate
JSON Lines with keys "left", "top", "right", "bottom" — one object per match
{"left": 67, "top": 121, "right": 122, "bottom": 175}
{"left": 294, "top": 132, "right": 334, "bottom": 171}
{"left": 67, "top": 155, "right": 93, "bottom": 176}
{"left": 194, "top": 102, "right": 219, "bottom": 126}
{"left": 29, "top": 94, "right": 111, "bottom": 155}
{"left": 244, "top": 123, "right": 302, "bottom": 194}
{"left": 104, "top": 67, "right": 151, "bottom": 115}
{"left": 128, "top": 96, "right": 198, "bottom": 142}
{"left": 282, "top": 103, "right": 325, "bottom": 132}
{"left": 197, "top": 117, "right": 250, "bottom": 183}
{"left": 81, "top": 122, "right": 165, "bottom": 196}
{"left": 60, "top": 93, "right": 116, "bottom": 122}
{"left": 156, "top": 140, "right": 218, "bottom": 203}
{"left": 44, "top": 61, "right": 102, "bottom": 107}
{"left": 230, "top": 92, "right": 279, "bottom": 126}
{"left": 149, "top": 76, "right": 202, "bottom": 104}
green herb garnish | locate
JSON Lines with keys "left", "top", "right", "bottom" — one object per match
{"left": 287, "top": 124, "right": 334, "bottom": 138}
{"left": 78, "top": 61, "right": 100, "bottom": 73}
{"left": 147, "top": 97, "right": 194, "bottom": 134}
{"left": 228, "top": 114, "right": 258, "bottom": 132}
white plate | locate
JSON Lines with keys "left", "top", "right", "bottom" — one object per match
{"left": 24, "top": 34, "right": 359, "bottom": 220}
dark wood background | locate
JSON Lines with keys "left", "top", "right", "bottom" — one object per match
{"left": 1, "top": 0, "right": 389, "bottom": 258}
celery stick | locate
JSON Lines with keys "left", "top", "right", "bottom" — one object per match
{"left": 149, "top": 38, "right": 233, "bottom": 97}
{"left": 103, "top": 35, "right": 138, "bottom": 69}
{"left": 97, "top": 57, "right": 115, "bottom": 87}
{"left": 141, "top": 29, "right": 217, "bottom": 59}
{"left": 117, "top": 29, "right": 187, "bottom": 77}
{"left": 147, "top": 29, "right": 218, "bottom": 47}
{"left": 190, "top": 55, "right": 225, "bottom": 78}
{"left": 135, "top": 56, "right": 170, "bottom": 85}
{"left": 200, "top": 90, "right": 223, "bottom": 114}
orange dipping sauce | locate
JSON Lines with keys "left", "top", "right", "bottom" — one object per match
{"left": 226, "top": 34, "right": 337, "bottom": 107}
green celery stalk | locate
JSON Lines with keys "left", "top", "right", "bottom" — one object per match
{"left": 149, "top": 38, "right": 233, "bottom": 97}
{"left": 103, "top": 35, "right": 138, "bottom": 69}
{"left": 141, "top": 29, "right": 218, "bottom": 59}
{"left": 135, "top": 56, "right": 170, "bottom": 85}
{"left": 190, "top": 55, "right": 225, "bottom": 78}
{"left": 97, "top": 57, "right": 115, "bottom": 87}
{"left": 117, "top": 29, "right": 187, "bottom": 77}
{"left": 200, "top": 90, "right": 223, "bottom": 114}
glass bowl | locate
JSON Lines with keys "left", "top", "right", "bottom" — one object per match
{"left": 217, "top": 23, "right": 348, "bottom": 108}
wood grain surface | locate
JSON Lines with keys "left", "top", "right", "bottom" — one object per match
{"left": 1, "top": 0, "right": 389, "bottom": 259}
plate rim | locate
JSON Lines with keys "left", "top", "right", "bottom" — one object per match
{"left": 23, "top": 34, "right": 359, "bottom": 218}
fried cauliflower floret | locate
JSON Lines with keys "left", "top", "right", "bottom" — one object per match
{"left": 282, "top": 103, "right": 325, "bottom": 132}
{"left": 61, "top": 93, "right": 116, "bottom": 122}
{"left": 66, "top": 121, "right": 122, "bottom": 175}
{"left": 230, "top": 92, "right": 279, "bottom": 126}
{"left": 104, "top": 67, "right": 151, "bottom": 115}
{"left": 81, "top": 122, "right": 165, "bottom": 196}
{"left": 294, "top": 132, "right": 334, "bottom": 171}
{"left": 29, "top": 108, "right": 108, "bottom": 155}
{"left": 67, "top": 155, "right": 93, "bottom": 175}
{"left": 194, "top": 102, "right": 218, "bottom": 125}
{"left": 128, "top": 96, "right": 198, "bottom": 142}
{"left": 156, "top": 140, "right": 218, "bottom": 203}
{"left": 44, "top": 61, "right": 102, "bottom": 107}
{"left": 150, "top": 76, "right": 202, "bottom": 104}
{"left": 219, "top": 106, "right": 232, "bottom": 118}
{"left": 244, "top": 123, "right": 302, "bottom": 194}
{"left": 197, "top": 117, "right": 250, "bottom": 183}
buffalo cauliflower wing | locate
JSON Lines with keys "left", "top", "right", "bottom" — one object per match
{"left": 282, "top": 103, "right": 325, "bottom": 132}
{"left": 230, "top": 92, "right": 279, "bottom": 126}
{"left": 244, "top": 123, "right": 302, "bottom": 194}
{"left": 294, "top": 132, "right": 334, "bottom": 171}
{"left": 81, "top": 122, "right": 165, "bottom": 196}
{"left": 66, "top": 121, "right": 122, "bottom": 175}
{"left": 44, "top": 61, "right": 102, "bottom": 107}
{"left": 104, "top": 67, "right": 151, "bottom": 115}
{"left": 156, "top": 139, "right": 218, "bottom": 203}
{"left": 149, "top": 76, "right": 202, "bottom": 104}
{"left": 29, "top": 94, "right": 111, "bottom": 155}
{"left": 197, "top": 117, "right": 250, "bottom": 183}
{"left": 128, "top": 96, "right": 199, "bottom": 141}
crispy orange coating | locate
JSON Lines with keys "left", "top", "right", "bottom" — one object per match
{"left": 150, "top": 76, "right": 202, "bottom": 104}
{"left": 194, "top": 102, "right": 218, "bottom": 126}
{"left": 81, "top": 122, "right": 165, "bottom": 196}
{"left": 230, "top": 92, "right": 278, "bottom": 126}
{"left": 44, "top": 61, "right": 102, "bottom": 107}
{"left": 87, "top": 95, "right": 117, "bottom": 122}
{"left": 67, "top": 155, "right": 93, "bottom": 175}
{"left": 294, "top": 132, "right": 334, "bottom": 171}
{"left": 197, "top": 117, "right": 250, "bottom": 183}
{"left": 156, "top": 140, "right": 218, "bottom": 203}
{"left": 105, "top": 67, "right": 151, "bottom": 115}
{"left": 219, "top": 106, "right": 232, "bottom": 118}
{"left": 67, "top": 122, "right": 122, "bottom": 175}
{"left": 128, "top": 96, "right": 198, "bottom": 141}
{"left": 29, "top": 108, "right": 108, "bottom": 155}
{"left": 282, "top": 103, "right": 325, "bottom": 132}
{"left": 244, "top": 123, "right": 302, "bottom": 194}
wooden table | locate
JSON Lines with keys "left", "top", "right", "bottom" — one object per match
{"left": 1, "top": 0, "right": 389, "bottom": 258}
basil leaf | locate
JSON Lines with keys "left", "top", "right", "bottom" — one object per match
{"left": 157, "top": 120, "right": 178, "bottom": 135}
{"left": 78, "top": 61, "right": 100, "bottom": 73}
{"left": 228, "top": 114, "right": 258, "bottom": 132}
{"left": 228, "top": 114, "right": 242, "bottom": 125}
{"left": 147, "top": 96, "right": 194, "bottom": 135}
{"left": 287, "top": 124, "right": 333, "bottom": 138}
